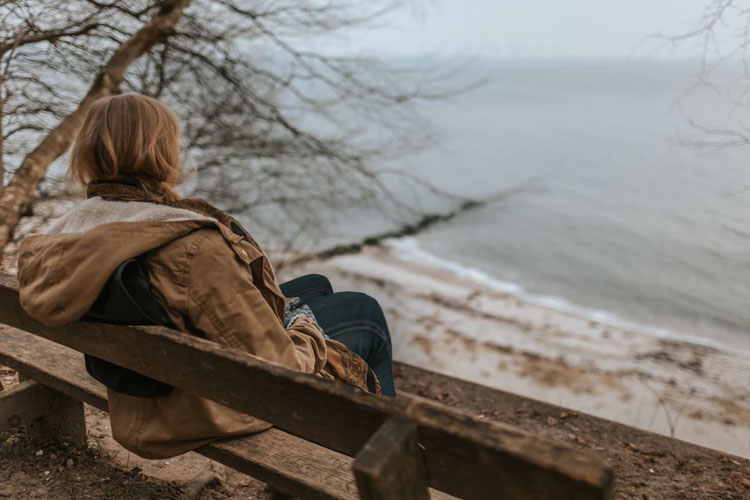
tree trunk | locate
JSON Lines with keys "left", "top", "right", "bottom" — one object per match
{"left": 0, "top": 84, "right": 5, "bottom": 198}
{"left": 0, "top": 0, "right": 192, "bottom": 251}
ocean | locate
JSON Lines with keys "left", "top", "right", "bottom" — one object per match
{"left": 298, "top": 59, "right": 750, "bottom": 351}
{"left": 33, "top": 58, "right": 748, "bottom": 350}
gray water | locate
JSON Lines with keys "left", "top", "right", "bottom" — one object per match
{"left": 325, "top": 59, "right": 750, "bottom": 350}
{"left": 28, "top": 57, "right": 748, "bottom": 349}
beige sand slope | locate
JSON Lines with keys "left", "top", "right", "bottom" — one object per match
{"left": 285, "top": 243, "right": 750, "bottom": 458}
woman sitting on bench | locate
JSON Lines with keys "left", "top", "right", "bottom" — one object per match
{"left": 16, "top": 93, "right": 395, "bottom": 460}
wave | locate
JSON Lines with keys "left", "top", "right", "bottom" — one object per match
{"left": 384, "top": 236, "right": 740, "bottom": 353}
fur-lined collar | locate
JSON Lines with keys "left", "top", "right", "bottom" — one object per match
{"left": 46, "top": 197, "right": 215, "bottom": 235}
{"left": 86, "top": 181, "right": 273, "bottom": 276}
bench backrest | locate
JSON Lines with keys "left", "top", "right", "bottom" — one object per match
{"left": 0, "top": 272, "right": 613, "bottom": 500}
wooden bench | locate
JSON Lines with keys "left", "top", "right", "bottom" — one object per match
{"left": 0, "top": 272, "right": 613, "bottom": 499}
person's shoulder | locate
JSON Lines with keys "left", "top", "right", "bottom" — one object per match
{"left": 146, "top": 226, "right": 235, "bottom": 274}
{"left": 167, "top": 226, "right": 235, "bottom": 260}
{"left": 182, "top": 226, "right": 249, "bottom": 273}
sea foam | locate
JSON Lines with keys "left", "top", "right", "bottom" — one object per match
{"left": 384, "top": 236, "right": 738, "bottom": 353}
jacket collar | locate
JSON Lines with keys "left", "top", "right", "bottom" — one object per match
{"left": 87, "top": 179, "right": 273, "bottom": 277}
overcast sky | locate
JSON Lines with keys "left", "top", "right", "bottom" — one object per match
{"left": 329, "top": 0, "right": 716, "bottom": 59}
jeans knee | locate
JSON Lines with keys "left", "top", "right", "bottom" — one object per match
{"left": 280, "top": 273, "right": 333, "bottom": 299}
{"left": 301, "top": 274, "right": 333, "bottom": 294}
{"left": 337, "top": 291, "right": 380, "bottom": 314}
{"left": 337, "top": 292, "right": 391, "bottom": 342}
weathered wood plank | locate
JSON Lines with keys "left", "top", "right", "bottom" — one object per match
{"left": 0, "top": 378, "right": 85, "bottom": 444}
{"left": 202, "top": 432, "right": 359, "bottom": 500}
{"left": 1, "top": 380, "right": 45, "bottom": 432}
{"left": 0, "top": 334, "right": 107, "bottom": 412}
{"left": 0, "top": 273, "right": 613, "bottom": 499}
{"left": 412, "top": 405, "right": 614, "bottom": 500}
{"left": 353, "top": 417, "right": 430, "bottom": 500}
{"left": 0, "top": 326, "right": 457, "bottom": 500}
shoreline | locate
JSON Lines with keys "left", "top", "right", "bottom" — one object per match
{"left": 282, "top": 243, "right": 750, "bottom": 458}
{"left": 383, "top": 237, "right": 749, "bottom": 355}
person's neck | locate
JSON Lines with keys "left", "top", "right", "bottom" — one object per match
{"left": 87, "top": 176, "right": 179, "bottom": 203}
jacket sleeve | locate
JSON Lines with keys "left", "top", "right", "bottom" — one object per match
{"left": 184, "top": 229, "right": 327, "bottom": 374}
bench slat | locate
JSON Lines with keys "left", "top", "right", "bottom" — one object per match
{"left": 0, "top": 325, "right": 455, "bottom": 500}
{"left": 1, "top": 273, "right": 612, "bottom": 500}
{"left": 0, "top": 327, "right": 106, "bottom": 411}
{"left": 203, "top": 433, "right": 359, "bottom": 500}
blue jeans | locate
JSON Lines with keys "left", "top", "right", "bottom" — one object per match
{"left": 279, "top": 274, "right": 396, "bottom": 397}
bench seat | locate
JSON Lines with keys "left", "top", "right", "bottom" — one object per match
{"left": 0, "top": 325, "right": 453, "bottom": 500}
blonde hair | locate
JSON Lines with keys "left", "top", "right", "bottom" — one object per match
{"left": 69, "top": 94, "right": 182, "bottom": 201}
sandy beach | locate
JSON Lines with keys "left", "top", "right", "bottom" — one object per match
{"left": 282, "top": 242, "right": 750, "bottom": 459}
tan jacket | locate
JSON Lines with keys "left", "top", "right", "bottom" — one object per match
{"left": 17, "top": 195, "right": 327, "bottom": 458}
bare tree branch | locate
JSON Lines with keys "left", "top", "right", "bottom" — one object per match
{"left": 0, "top": 0, "right": 467, "bottom": 255}
{"left": 0, "top": 0, "right": 193, "bottom": 249}
{"left": 653, "top": 1, "right": 750, "bottom": 151}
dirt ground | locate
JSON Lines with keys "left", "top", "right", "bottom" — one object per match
{"left": 0, "top": 432, "right": 184, "bottom": 500}
{"left": 0, "top": 428, "right": 299, "bottom": 500}
{"left": 1, "top": 367, "right": 287, "bottom": 500}
{"left": 394, "top": 364, "right": 750, "bottom": 500}
{"left": 1, "top": 363, "right": 749, "bottom": 499}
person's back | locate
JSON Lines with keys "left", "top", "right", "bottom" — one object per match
{"left": 17, "top": 94, "right": 339, "bottom": 458}
{"left": 18, "top": 94, "right": 395, "bottom": 458}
